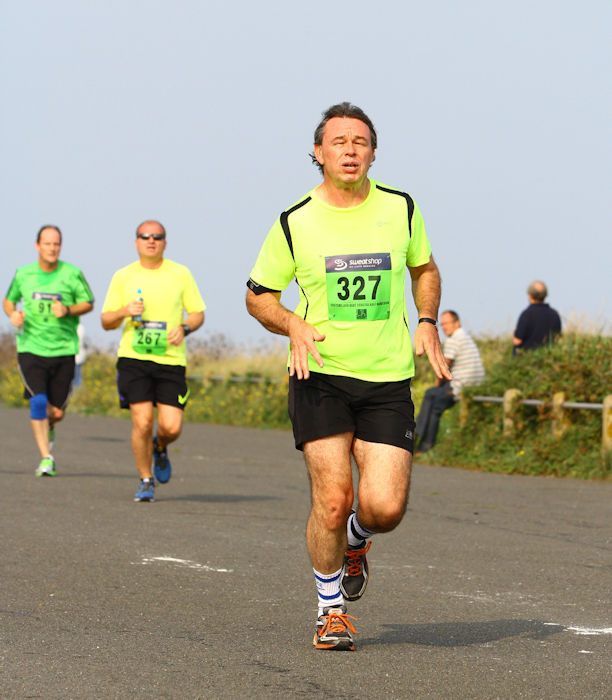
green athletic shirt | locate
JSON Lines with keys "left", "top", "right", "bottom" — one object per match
{"left": 102, "top": 259, "right": 205, "bottom": 366}
{"left": 249, "top": 179, "right": 432, "bottom": 381}
{"left": 5, "top": 261, "right": 94, "bottom": 357}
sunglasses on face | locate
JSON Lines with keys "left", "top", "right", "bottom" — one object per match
{"left": 136, "top": 233, "right": 166, "bottom": 241}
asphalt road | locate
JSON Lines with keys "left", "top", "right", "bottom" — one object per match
{"left": 1, "top": 404, "right": 610, "bottom": 699}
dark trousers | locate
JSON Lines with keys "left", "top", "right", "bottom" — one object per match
{"left": 415, "top": 385, "right": 456, "bottom": 452}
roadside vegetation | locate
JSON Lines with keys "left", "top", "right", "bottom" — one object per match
{"left": 415, "top": 329, "right": 611, "bottom": 480}
{"left": 0, "top": 326, "right": 609, "bottom": 479}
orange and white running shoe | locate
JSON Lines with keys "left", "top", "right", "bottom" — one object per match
{"left": 313, "top": 605, "right": 357, "bottom": 651}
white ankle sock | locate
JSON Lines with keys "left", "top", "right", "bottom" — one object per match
{"left": 313, "top": 567, "right": 344, "bottom": 615}
{"left": 347, "top": 511, "right": 375, "bottom": 547}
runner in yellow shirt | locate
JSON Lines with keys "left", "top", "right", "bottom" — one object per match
{"left": 246, "top": 103, "right": 451, "bottom": 650}
{"left": 101, "top": 220, "right": 205, "bottom": 502}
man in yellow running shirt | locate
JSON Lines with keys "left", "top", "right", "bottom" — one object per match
{"left": 101, "top": 220, "right": 205, "bottom": 502}
{"left": 246, "top": 103, "right": 451, "bottom": 650}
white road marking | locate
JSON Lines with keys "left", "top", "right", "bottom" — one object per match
{"left": 135, "top": 556, "right": 233, "bottom": 572}
{"left": 566, "top": 626, "right": 612, "bottom": 636}
{"left": 439, "top": 595, "right": 610, "bottom": 638}
{"left": 544, "top": 623, "right": 612, "bottom": 636}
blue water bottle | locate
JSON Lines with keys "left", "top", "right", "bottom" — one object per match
{"left": 132, "top": 288, "right": 143, "bottom": 327}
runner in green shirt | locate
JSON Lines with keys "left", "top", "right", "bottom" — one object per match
{"left": 3, "top": 225, "right": 94, "bottom": 476}
{"left": 101, "top": 220, "right": 205, "bottom": 503}
{"left": 246, "top": 103, "right": 452, "bottom": 651}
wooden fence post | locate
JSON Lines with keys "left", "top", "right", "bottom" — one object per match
{"left": 602, "top": 395, "right": 612, "bottom": 467}
{"left": 552, "top": 391, "right": 570, "bottom": 439}
{"left": 503, "top": 389, "right": 522, "bottom": 437}
{"left": 459, "top": 395, "right": 470, "bottom": 428}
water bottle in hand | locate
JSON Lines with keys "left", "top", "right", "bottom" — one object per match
{"left": 132, "top": 289, "right": 143, "bottom": 327}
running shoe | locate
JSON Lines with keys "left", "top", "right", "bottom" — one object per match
{"left": 134, "top": 478, "right": 155, "bottom": 502}
{"left": 48, "top": 427, "right": 56, "bottom": 452}
{"left": 152, "top": 436, "right": 171, "bottom": 484}
{"left": 341, "top": 540, "right": 372, "bottom": 601}
{"left": 35, "top": 456, "right": 56, "bottom": 477}
{"left": 313, "top": 605, "right": 356, "bottom": 651}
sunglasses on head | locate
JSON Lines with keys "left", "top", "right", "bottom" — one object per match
{"left": 137, "top": 233, "right": 166, "bottom": 240}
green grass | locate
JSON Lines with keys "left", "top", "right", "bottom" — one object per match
{"left": 415, "top": 332, "right": 612, "bottom": 480}
{"left": 1, "top": 329, "right": 609, "bottom": 479}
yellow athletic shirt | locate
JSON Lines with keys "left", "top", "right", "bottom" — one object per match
{"left": 249, "top": 180, "right": 432, "bottom": 381}
{"left": 102, "top": 259, "right": 205, "bottom": 366}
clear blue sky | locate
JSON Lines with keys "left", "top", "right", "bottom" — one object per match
{"left": 2, "top": 0, "right": 610, "bottom": 350}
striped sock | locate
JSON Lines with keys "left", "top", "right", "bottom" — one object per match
{"left": 314, "top": 567, "right": 344, "bottom": 615}
{"left": 347, "top": 511, "right": 375, "bottom": 547}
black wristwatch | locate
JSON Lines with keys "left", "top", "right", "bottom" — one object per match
{"left": 181, "top": 324, "right": 192, "bottom": 337}
{"left": 418, "top": 317, "right": 438, "bottom": 327}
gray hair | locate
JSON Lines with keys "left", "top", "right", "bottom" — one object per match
{"left": 135, "top": 220, "right": 166, "bottom": 237}
{"left": 527, "top": 281, "right": 548, "bottom": 302}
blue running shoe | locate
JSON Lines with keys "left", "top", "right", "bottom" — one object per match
{"left": 153, "top": 436, "right": 171, "bottom": 483}
{"left": 134, "top": 478, "right": 155, "bottom": 502}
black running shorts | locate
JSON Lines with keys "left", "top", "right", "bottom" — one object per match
{"left": 288, "top": 371, "right": 415, "bottom": 452}
{"left": 116, "top": 358, "right": 189, "bottom": 410}
{"left": 18, "top": 352, "right": 75, "bottom": 409}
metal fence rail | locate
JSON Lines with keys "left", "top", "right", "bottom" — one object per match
{"left": 465, "top": 391, "right": 611, "bottom": 464}
{"left": 472, "top": 395, "right": 604, "bottom": 410}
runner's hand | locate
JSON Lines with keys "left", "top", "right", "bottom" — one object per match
{"left": 126, "top": 299, "right": 145, "bottom": 317}
{"left": 51, "top": 299, "right": 68, "bottom": 318}
{"left": 288, "top": 316, "right": 325, "bottom": 380}
{"left": 10, "top": 310, "right": 25, "bottom": 328}
{"left": 414, "top": 322, "right": 452, "bottom": 381}
{"left": 167, "top": 326, "right": 184, "bottom": 346}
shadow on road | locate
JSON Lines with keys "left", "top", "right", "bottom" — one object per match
{"left": 360, "top": 619, "right": 565, "bottom": 647}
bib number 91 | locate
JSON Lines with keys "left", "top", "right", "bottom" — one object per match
{"left": 31, "top": 292, "right": 62, "bottom": 319}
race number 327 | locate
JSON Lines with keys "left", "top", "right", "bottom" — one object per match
{"left": 336, "top": 274, "right": 381, "bottom": 301}
{"left": 325, "top": 253, "right": 392, "bottom": 322}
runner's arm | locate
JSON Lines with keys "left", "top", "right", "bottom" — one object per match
{"left": 51, "top": 300, "right": 94, "bottom": 318}
{"left": 409, "top": 256, "right": 452, "bottom": 381}
{"left": 245, "top": 289, "right": 325, "bottom": 380}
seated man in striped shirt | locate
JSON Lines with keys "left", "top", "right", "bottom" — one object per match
{"left": 415, "top": 310, "right": 485, "bottom": 453}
